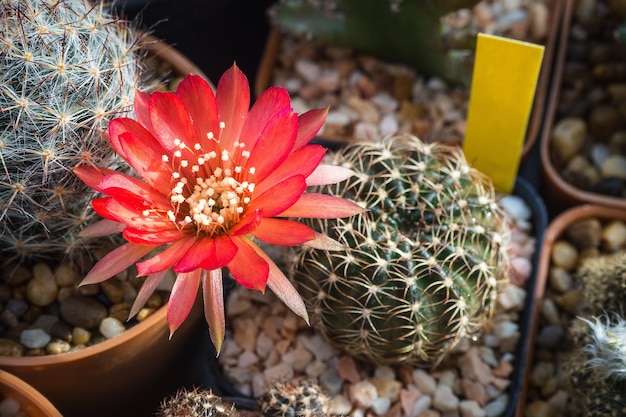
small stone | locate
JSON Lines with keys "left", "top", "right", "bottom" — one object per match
{"left": 0, "top": 338, "right": 24, "bottom": 356}
{"left": 281, "top": 346, "right": 313, "bottom": 372}
{"left": 49, "top": 321, "right": 72, "bottom": 342}
{"left": 550, "top": 240, "right": 579, "bottom": 271}
{"left": 349, "top": 380, "right": 378, "bottom": 409}
{"left": 0, "top": 397, "right": 20, "bottom": 417}
{"left": 565, "top": 218, "right": 602, "bottom": 249}
{"left": 601, "top": 154, "right": 626, "bottom": 180}
{"left": 370, "top": 376, "right": 402, "bottom": 401}
{"left": 26, "top": 270, "right": 59, "bottom": 307}
{"left": 484, "top": 394, "right": 508, "bottom": 417}
{"left": 5, "top": 299, "right": 28, "bottom": 319}
{"left": 541, "top": 298, "right": 561, "bottom": 326}
{"left": 548, "top": 267, "right": 573, "bottom": 293}
{"left": 602, "top": 220, "right": 626, "bottom": 251}
{"left": 237, "top": 350, "right": 258, "bottom": 368}
{"left": 337, "top": 355, "right": 361, "bottom": 383}
{"left": 370, "top": 397, "right": 391, "bottom": 415}
{"left": 524, "top": 400, "right": 555, "bottom": 417}
{"left": 46, "top": 339, "right": 71, "bottom": 355}
{"left": 530, "top": 362, "right": 555, "bottom": 387}
{"left": 498, "top": 195, "right": 532, "bottom": 221}
{"left": 459, "top": 400, "right": 486, "bottom": 417}
{"left": 299, "top": 333, "right": 336, "bottom": 361}
{"left": 20, "top": 328, "right": 51, "bottom": 349}
{"left": 294, "top": 59, "right": 321, "bottom": 84}
{"left": 100, "top": 279, "right": 126, "bottom": 304}
{"left": 535, "top": 325, "right": 565, "bottom": 347}
{"left": 54, "top": 262, "right": 81, "bottom": 288}
{"left": 233, "top": 318, "right": 258, "bottom": 351}
{"left": 263, "top": 362, "right": 294, "bottom": 386}
{"left": 99, "top": 317, "right": 125, "bottom": 339}
{"left": 461, "top": 378, "right": 488, "bottom": 406}
{"left": 60, "top": 295, "right": 108, "bottom": 329}
{"left": 550, "top": 117, "right": 587, "bottom": 165}
{"left": 328, "top": 394, "right": 352, "bottom": 415}
{"left": 413, "top": 369, "right": 437, "bottom": 396}
{"left": 509, "top": 257, "right": 532, "bottom": 285}
{"left": 255, "top": 331, "right": 274, "bottom": 359}
{"left": 433, "top": 384, "right": 459, "bottom": 413}
{"left": 497, "top": 284, "right": 526, "bottom": 311}
{"left": 72, "top": 327, "right": 91, "bottom": 345}
{"left": 459, "top": 347, "right": 491, "bottom": 385}
{"left": 305, "top": 359, "right": 327, "bottom": 378}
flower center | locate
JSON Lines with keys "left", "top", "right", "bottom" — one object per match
{"left": 165, "top": 128, "right": 256, "bottom": 236}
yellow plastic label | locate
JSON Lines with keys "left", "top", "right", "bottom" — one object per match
{"left": 463, "top": 33, "right": 544, "bottom": 193}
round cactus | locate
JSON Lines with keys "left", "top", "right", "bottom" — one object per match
{"left": 156, "top": 388, "right": 240, "bottom": 417}
{"left": 290, "top": 134, "right": 510, "bottom": 365}
{"left": 259, "top": 378, "right": 330, "bottom": 417}
{"left": 0, "top": 0, "right": 141, "bottom": 264}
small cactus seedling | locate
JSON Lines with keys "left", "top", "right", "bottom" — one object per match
{"left": 156, "top": 387, "right": 241, "bottom": 417}
{"left": 259, "top": 378, "right": 331, "bottom": 417}
{"left": 290, "top": 134, "right": 510, "bottom": 366}
{"left": 574, "top": 251, "right": 626, "bottom": 319}
{"left": 0, "top": 0, "right": 142, "bottom": 264}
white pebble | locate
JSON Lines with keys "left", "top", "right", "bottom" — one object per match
{"left": 412, "top": 395, "right": 433, "bottom": 416}
{"left": 328, "top": 394, "right": 353, "bottom": 415}
{"left": 298, "top": 334, "right": 337, "bottom": 361}
{"left": 498, "top": 195, "right": 531, "bottom": 222}
{"left": 484, "top": 394, "right": 508, "bottom": 417}
{"left": 99, "top": 317, "right": 125, "bottom": 339}
{"left": 294, "top": 59, "right": 321, "bottom": 83}
{"left": 349, "top": 380, "right": 378, "bottom": 408}
{"left": 413, "top": 369, "right": 437, "bottom": 396}
{"left": 370, "top": 397, "right": 391, "bottom": 415}
{"left": 0, "top": 397, "right": 20, "bottom": 417}
{"left": 237, "top": 350, "right": 258, "bottom": 368}
{"left": 433, "top": 384, "right": 460, "bottom": 412}
{"left": 20, "top": 328, "right": 51, "bottom": 349}
{"left": 460, "top": 400, "right": 486, "bottom": 417}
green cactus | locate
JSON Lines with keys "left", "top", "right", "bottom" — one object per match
{"left": 268, "top": 0, "right": 481, "bottom": 85}
{"left": 156, "top": 387, "right": 241, "bottom": 417}
{"left": 574, "top": 251, "right": 626, "bottom": 318}
{"left": 259, "top": 378, "right": 331, "bottom": 417}
{"left": 0, "top": 0, "right": 141, "bottom": 264}
{"left": 290, "top": 134, "right": 510, "bottom": 366}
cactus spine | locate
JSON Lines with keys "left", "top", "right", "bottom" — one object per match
{"left": 0, "top": 0, "right": 141, "bottom": 264}
{"left": 564, "top": 251, "right": 626, "bottom": 417}
{"left": 259, "top": 378, "right": 331, "bottom": 417}
{"left": 290, "top": 134, "right": 510, "bottom": 366}
{"left": 156, "top": 388, "right": 241, "bottom": 417}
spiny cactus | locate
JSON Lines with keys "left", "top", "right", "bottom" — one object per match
{"left": 290, "top": 134, "right": 510, "bottom": 366}
{"left": 156, "top": 387, "right": 241, "bottom": 417}
{"left": 0, "top": 0, "right": 142, "bottom": 264}
{"left": 566, "top": 315, "right": 626, "bottom": 417}
{"left": 259, "top": 378, "right": 331, "bottom": 417}
{"left": 268, "top": 0, "right": 481, "bottom": 85}
{"left": 574, "top": 251, "right": 626, "bottom": 319}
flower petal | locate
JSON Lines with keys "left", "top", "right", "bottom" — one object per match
{"left": 175, "top": 74, "right": 220, "bottom": 149}
{"left": 123, "top": 228, "right": 185, "bottom": 245}
{"left": 173, "top": 237, "right": 217, "bottom": 273}
{"left": 93, "top": 197, "right": 175, "bottom": 232}
{"left": 246, "top": 175, "right": 306, "bottom": 218}
{"left": 203, "top": 269, "right": 225, "bottom": 355}
{"left": 133, "top": 90, "right": 154, "bottom": 135}
{"left": 80, "top": 243, "right": 156, "bottom": 286}
{"left": 129, "top": 270, "right": 167, "bottom": 319}
{"left": 149, "top": 91, "right": 198, "bottom": 152}
{"left": 252, "top": 218, "right": 315, "bottom": 246}
{"left": 246, "top": 108, "right": 297, "bottom": 182}
{"left": 238, "top": 86, "right": 291, "bottom": 151}
{"left": 293, "top": 107, "right": 329, "bottom": 151}
{"left": 227, "top": 236, "right": 269, "bottom": 292}
{"left": 303, "top": 232, "right": 347, "bottom": 251}
{"left": 73, "top": 166, "right": 119, "bottom": 191}
{"left": 253, "top": 144, "right": 325, "bottom": 196}
{"left": 306, "top": 164, "right": 356, "bottom": 186}
{"left": 277, "top": 193, "right": 366, "bottom": 218}
{"left": 78, "top": 219, "right": 124, "bottom": 238}
{"left": 167, "top": 269, "right": 201, "bottom": 337}
{"left": 216, "top": 63, "right": 250, "bottom": 150}
{"left": 115, "top": 131, "right": 173, "bottom": 196}
{"left": 98, "top": 172, "right": 170, "bottom": 208}
{"left": 108, "top": 118, "right": 157, "bottom": 161}
{"left": 247, "top": 239, "right": 309, "bottom": 324}
{"left": 136, "top": 237, "right": 197, "bottom": 276}
{"left": 199, "top": 235, "right": 238, "bottom": 270}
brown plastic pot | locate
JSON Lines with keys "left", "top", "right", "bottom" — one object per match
{"left": 540, "top": 0, "right": 626, "bottom": 214}
{"left": 0, "top": 37, "right": 209, "bottom": 417}
{"left": 0, "top": 369, "right": 62, "bottom": 417}
{"left": 515, "top": 204, "right": 626, "bottom": 417}
{"left": 255, "top": 0, "right": 563, "bottom": 162}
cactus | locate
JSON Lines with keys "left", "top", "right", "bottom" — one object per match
{"left": 268, "top": 0, "right": 481, "bottom": 85}
{"left": 156, "top": 387, "right": 241, "bottom": 417}
{"left": 0, "top": 0, "right": 141, "bottom": 264}
{"left": 566, "top": 315, "right": 626, "bottom": 417}
{"left": 290, "top": 134, "right": 510, "bottom": 366}
{"left": 259, "top": 378, "right": 331, "bottom": 417}
{"left": 574, "top": 251, "right": 626, "bottom": 319}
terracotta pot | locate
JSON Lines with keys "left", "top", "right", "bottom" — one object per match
{"left": 0, "top": 369, "right": 61, "bottom": 417}
{"left": 0, "top": 37, "right": 211, "bottom": 417}
{"left": 540, "top": 0, "right": 626, "bottom": 214}
{"left": 254, "top": 0, "right": 563, "bottom": 163}
{"left": 515, "top": 204, "right": 626, "bottom": 417}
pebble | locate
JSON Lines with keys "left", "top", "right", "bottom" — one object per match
{"left": 433, "top": 384, "right": 459, "bottom": 412}
{"left": 349, "top": 380, "right": 378, "bottom": 408}
{"left": 20, "top": 328, "right": 51, "bottom": 349}
{"left": 99, "top": 317, "right": 125, "bottom": 339}
{"left": 0, "top": 397, "right": 20, "bottom": 417}
{"left": 550, "top": 240, "right": 579, "bottom": 271}
{"left": 60, "top": 295, "right": 108, "bottom": 330}
{"left": 460, "top": 400, "right": 486, "bottom": 417}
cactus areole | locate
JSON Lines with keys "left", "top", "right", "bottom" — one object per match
{"left": 291, "top": 134, "right": 511, "bottom": 365}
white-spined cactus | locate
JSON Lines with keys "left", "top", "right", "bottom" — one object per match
{"left": 290, "top": 134, "right": 510, "bottom": 365}
{"left": 0, "top": 0, "right": 141, "bottom": 264}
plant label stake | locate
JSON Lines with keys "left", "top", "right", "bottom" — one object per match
{"left": 463, "top": 33, "right": 544, "bottom": 194}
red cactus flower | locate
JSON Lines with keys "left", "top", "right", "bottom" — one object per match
{"left": 73, "top": 64, "right": 364, "bottom": 352}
